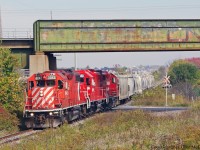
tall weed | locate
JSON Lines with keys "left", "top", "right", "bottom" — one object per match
{"left": 3, "top": 110, "right": 200, "bottom": 149}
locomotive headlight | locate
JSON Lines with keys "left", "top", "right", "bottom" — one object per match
{"left": 30, "top": 113, "right": 34, "bottom": 117}
{"left": 39, "top": 90, "right": 44, "bottom": 97}
{"left": 49, "top": 112, "right": 53, "bottom": 116}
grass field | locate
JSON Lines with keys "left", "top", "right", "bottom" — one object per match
{"left": 132, "top": 86, "right": 192, "bottom": 107}
{"left": 2, "top": 86, "right": 200, "bottom": 149}
{"left": 2, "top": 106, "right": 200, "bottom": 150}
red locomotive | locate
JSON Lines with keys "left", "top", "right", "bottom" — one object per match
{"left": 24, "top": 69, "right": 154, "bottom": 128}
{"left": 24, "top": 69, "right": 119, "bottom": 128}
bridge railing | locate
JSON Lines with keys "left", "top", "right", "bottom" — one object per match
{"left": 20, "top": 69, "right": 30, "bottom": 77}
{"left": 1, "top": 28, "right": 33, "bottom": 39}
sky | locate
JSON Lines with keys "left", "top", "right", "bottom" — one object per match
{"left": 1, "top": 0, "right": 200, "bottom": 68}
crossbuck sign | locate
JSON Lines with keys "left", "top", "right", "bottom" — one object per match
{"left": 163, "top": 75, "right": 172, "bottom": 88}
{"left": 163, "top": 75, "right": 170, "bottom": 84}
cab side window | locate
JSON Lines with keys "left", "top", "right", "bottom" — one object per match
{"left": 58, "top": 80, "right": 63, "bottom": 89}
{"left": 29, "top": 81, "right": 34, "bottom": 89}
{"left": 112, "top": 78, "right": 116, "bottom": 83}
{"left": 76, "top": 75, "right": 80, "bottom": 82}
{"left": 80, "top": 77, "right": 84, "bottom": 82}
{"left": 79, "top": 74, "right": 84, "bottom": 82}
{"left": 86, "top": 78, "right": 90, "bottom": 85}
{"left": 102, "top": 75, "right": 106, "bottom": 81}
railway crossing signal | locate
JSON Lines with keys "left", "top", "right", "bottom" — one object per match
{"left": 163, "top": 75, "right": 170, "bottom": 84}
{"left": 162, "top": 75, "right": 172, "bottom": 89}
{"left": 162, "top": 74, "right": 172, "bottom": 107}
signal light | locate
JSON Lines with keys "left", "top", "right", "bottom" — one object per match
{"left": 39, "top": 90, "right": 44, "bottom": 97}
{"left": 162, "top": 84, "right": 172, "bottom": 88}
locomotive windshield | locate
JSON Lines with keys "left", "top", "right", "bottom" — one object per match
{"left": 36, "top": 80, "right": 56, "bottom": 87}
{"left": 46, "top": 80, "right": 56, "bottom": 86}
{"left": 37, "top": 80, "right": 45, "bottom": 87}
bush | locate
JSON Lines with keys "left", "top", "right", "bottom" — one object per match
{"left": 0, "top": 48, "right": 25, "bottom": 115}
{"left": 0, "top": 105, "right": 19, "bottom": 137}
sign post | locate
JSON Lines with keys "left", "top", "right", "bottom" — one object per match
{"left": 166, "top": 85, "right": 168, "bottom": 106}
{"left": 163, "top": 74, "right": 171, "bottom": 107}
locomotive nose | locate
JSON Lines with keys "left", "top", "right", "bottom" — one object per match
{"left": 32, "top": 87, "right": 55, "bottom": 109}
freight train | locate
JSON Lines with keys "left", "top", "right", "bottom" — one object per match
{"left": 23, "top": 69, "right": 154, "bottom": 128}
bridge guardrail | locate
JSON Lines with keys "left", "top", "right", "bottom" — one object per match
{"left": 1, "top": 28, "right": 33, "bottom": 39}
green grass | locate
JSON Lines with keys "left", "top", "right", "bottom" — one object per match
{"left": 132, "top": 86, "right": 191, "bottom": 107}
{"left": 191, "top": 100, "right": 200, "bottom": 111}
{"left": 3, "top": 109, "right": 200, "bottom": 150}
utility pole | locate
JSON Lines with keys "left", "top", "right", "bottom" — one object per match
{"left": 166, "top": 81, "right": 168, "bottom": 106}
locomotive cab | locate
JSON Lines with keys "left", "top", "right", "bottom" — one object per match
{"left": 25, "top": 72, "right": 64, "bottom": 110}
{"left": 105, "top": 72, "right": 119, "bottom": 107}
{"left": 24, "top": 70, "right": 73, "bottom": 128}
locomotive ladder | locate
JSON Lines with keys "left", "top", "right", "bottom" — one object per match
{"left": 105, "top": 92, "right": 109, "bottom": 103}
{"left": 23, "top": 89, "right": 28, "bottom": 117}
{"left": 86, "top": 90, "right": 91, "bottom": 109}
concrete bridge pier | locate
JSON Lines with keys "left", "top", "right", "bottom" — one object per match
{"left": 29, "top": 53, "right": 57, "bottom": 76}
{"left": 48, "top": 53, "right": 57, "bottom": 71}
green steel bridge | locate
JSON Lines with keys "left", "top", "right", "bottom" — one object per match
{"left": 1, "top": 19, "right": 200, "bottom": 74}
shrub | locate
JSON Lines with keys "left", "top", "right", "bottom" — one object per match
{"left": 0, "top": 48, "right": 25, "bottom": 115}
{"left": 0, "top": 105, "right": 19, "bottom": 137}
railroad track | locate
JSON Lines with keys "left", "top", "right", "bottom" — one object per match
{"left": 0, "top": 129, "right": 42, "bottom": 146}
{"left": 0, "top": 106, "right": 113, "bottom": 146}
{"left": 0, "top": 110, "right": 105, "bottom": 146}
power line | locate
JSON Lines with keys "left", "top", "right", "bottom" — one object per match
{"left": 1, "top": 5, "right": 200, "bottom": 14}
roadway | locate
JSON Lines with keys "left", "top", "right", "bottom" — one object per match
{"left": 113, "top": 102, "right": 189, "bottom": 112}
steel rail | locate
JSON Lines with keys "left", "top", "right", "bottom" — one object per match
{"left": 0, "top": 129, "right": 41, "bottom": 145}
